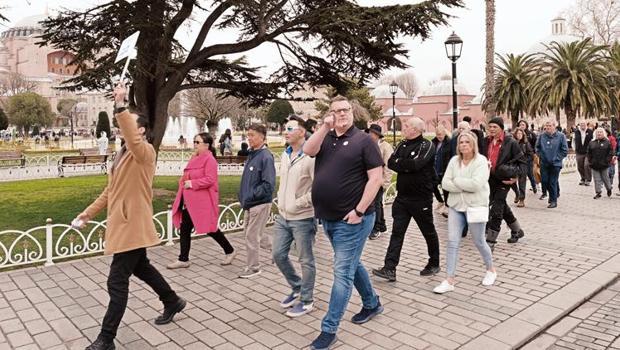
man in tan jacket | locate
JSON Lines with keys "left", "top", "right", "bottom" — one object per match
{"left": 366, "top": 124, "right": 393, "bottom": 240}
{"left": 273, "top": 116, "right": 317, "bottom": 318}
{"left": 75, "top": 83, "right": 185, "bottom": 350}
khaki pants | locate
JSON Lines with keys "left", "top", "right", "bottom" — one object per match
{"left": 243, "top": 202, "right": 272, "bottom": 269}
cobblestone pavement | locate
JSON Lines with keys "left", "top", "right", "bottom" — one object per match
{"left": 523, "top": 281, "right": 620, "bottom": 350}
{"left": 0, "top": 173, "right": 618, "bottom": 349}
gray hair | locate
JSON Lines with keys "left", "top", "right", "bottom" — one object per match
{"left": 543, "top": 118, "right": 557, "bottom": 127}
{"left": 594, "top": 127, "right": 606, "bottom": 137}
{"left": 458, "top": 121, "right": 470, "bottom": 130}
{"left": 406, "top": 117, "right": 426, "bottom": 132}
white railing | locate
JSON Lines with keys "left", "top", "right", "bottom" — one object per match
{"left": 0, "top": 188, "right": 398, "bottom": 271}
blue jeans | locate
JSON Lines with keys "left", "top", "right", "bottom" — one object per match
{"left": 446, "top": 208, "right": 493, "bottom": 277}
{"left": 321, "top": 213, "right": 379, "bottom": 334}
{"left": 540, "top": 163, "right": 561, "bottom": 203}
{"left": 272, "top": 216, "right": 317, "bottom": 304}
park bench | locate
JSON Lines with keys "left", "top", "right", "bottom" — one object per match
{"left": 0, "top": 151, "right": 26, "bottom": 168}
{"left": 79, "top": 148, "right": 102, "bottom": 156}
{"left": 58, "top": 154, "right": 108, "bottom": 177}
{"left": 216, "top": 155, "right": 247, "bottom": 164}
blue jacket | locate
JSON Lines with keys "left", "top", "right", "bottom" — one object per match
{"left": 536, "top": 131, "right": 568, "bottom": 167}
{"left": 238, "top": 146, "right": 276, "bottom": 210}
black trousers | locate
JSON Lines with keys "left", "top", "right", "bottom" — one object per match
{"left": 100, "top": 248, "right": 178, "bottom": 341}
{"left": 385, "top": 196, "right": 440, "bottom": 270}
{"left": 372, "top": 187, "right": 387, "bottom": 233}
{"left": 179, "top": 208, "right": 234, "bottom": 262}
{"left": 486, "top": 182, "right": 517, "bottom": 239}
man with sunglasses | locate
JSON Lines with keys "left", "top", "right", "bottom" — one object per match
{"left": 304, "top": 96, "right": 384, "bottom": 350}
{"left": 273, "top": 116, "right": 317, "bottom": 318}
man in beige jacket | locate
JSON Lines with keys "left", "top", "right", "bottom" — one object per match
{"left": 366, "top": 124, "right": 393, "bottom": 240}
{"left": 75, "top": 83, "right": 185, "bottom": 350}
{"left": 273, "top": 116, "right": 317, "bottom": 318}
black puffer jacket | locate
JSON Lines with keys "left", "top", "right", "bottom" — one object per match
{"left": 388, "top": 135, "right": 436, "bottom": 200}
{"left": 587, "top": 138, "right": 613, "bottom": 170}
{"left": 484, "top": 133, "right": 527, "bottom": 184}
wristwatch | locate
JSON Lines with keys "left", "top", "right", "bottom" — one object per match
{"left": 114, "top": 101, "right": 127, "bottom": 114}
{"left": 354, "top": 209, "right": 364, "bottom": 217}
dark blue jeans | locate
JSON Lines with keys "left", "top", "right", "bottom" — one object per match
{"left": 320, "top": 213, "right": 379, "bottom": 334}
{"left": 541, "top": 163, "right": 561, "bottom": 203}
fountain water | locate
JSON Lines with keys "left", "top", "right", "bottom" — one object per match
{"left": 162, "top": 116, "right": 198, "bottom": 147}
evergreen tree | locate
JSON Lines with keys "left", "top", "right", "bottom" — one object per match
{"left": 96, "top": 111, "right": 111, "bottom": 138}
{"left": 267, "top": 100, "right": 294, "bottom": 132}
{"left": 39, "top": 0, "right": 462, "bottom": 150}
{"left": 0, "top": 108, "right": 8, "bottom": 131}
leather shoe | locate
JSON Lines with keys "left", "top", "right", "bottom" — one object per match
{"left": 85, "top": 338, "right": 115, "bottom": 350}
{"left": 155, "top": 298, "right": 186, "bottom": 325}
{"left": 547, "top": 202, "right": 557, "bottom": 208}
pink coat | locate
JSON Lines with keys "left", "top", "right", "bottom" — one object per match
{"left": 172, "top": 152, "right": 219, "bottom": 234}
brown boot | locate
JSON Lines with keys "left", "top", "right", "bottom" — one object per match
{"left": 517, "top": 199, "right": 524, "bottom": 207}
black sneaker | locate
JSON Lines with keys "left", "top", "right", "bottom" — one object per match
{"left": 368, "top": 231, "right": 381, "bottom": 240}
{"left": 607, "top": 189, "right": 612, "bottom": 197}
{"left": 310, "top": 332, "right": 337, "bottom": 350}
{"left": 579, "top": 180, "right": 585, "bottom": 185}
{"left": 594, "top": 193, "right": 602, "bottom": 199}
{"left": 351, "top": 296, "right": 384, "bottom": 324}
{"left": 547, "top": 202, "right": 557, "bottom": 208}
{"left": 86, "top": 338, "right": 115, "bottom": 350}
{"left": 372, "top": 267, "right": 396, "bottom": 282}
{"left": 155, "top": 298, "right": 186, "bottom": 325}
{"left": 420, "top": 265, "right": 440, "bottom": 276}
{"left": 584, "top": 182, "right": 591, "bottom": 186}
{"left": 539, "top": 194, "right": 547, "bottom": 200}
{"left": 532, "top": 187, "right": 537, "bottom": 194}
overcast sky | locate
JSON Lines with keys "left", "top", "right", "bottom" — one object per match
{"left": 2, "top": 0, "right": 576, "bottom": 96}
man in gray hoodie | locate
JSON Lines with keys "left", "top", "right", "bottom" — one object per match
{"left": 273, "top": 116, "right": 317, "bottom": 318}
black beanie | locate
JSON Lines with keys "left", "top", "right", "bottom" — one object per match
{"left": 489, "top": 117, "right": 504, "bottom": 130}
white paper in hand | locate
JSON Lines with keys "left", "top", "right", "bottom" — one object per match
{"left": 71, "top": 218, "right": 84, "bottom": 228}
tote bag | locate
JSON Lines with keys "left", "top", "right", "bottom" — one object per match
{"left": 466, "top": 206, "right": 489, "bottom": 223}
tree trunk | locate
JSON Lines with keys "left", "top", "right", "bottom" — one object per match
{"left": 565, "top": 104, "right": 576, "bottom": 131}
{"left": 510, "top": 110, "right": 519, "bottom": 130}
{"left": 484, "top": 0, "right": 496, "bottom": 120}
{"left": 206, "top": 120, "right": 218, "bottom": 138}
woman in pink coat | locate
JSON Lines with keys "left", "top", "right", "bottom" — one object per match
{"left": 167, "top": 133, "right": 236, "bottom": 269}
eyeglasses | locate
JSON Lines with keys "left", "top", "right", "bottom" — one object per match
{"left": 330, "top": 107, "right": 351, "bottom": 114}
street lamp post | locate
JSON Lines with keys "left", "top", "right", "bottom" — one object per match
{"left": 607, "top": 70, "right": 619, "bottom": 133}
{"left": 389, "top": 80, "right": 398, "bottom": 147}
{"left": 69, "top": 107, "right": 75, "bottom": 149}
{"left": 444, "top": 32, "right": 463, "bottom": 130}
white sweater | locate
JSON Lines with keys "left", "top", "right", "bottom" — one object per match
{"left": 277, "top": 149, "right": 315, "bottom": 220}
{"left": 441, "top": 154, "right": 490, "bottom": 212}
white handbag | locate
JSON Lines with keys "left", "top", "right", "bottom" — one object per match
{"left": 466, "top": 206, "right": 489, "bottom": 223}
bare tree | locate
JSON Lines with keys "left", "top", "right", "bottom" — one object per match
{"left": 379, "top": 70, "right": 419, "bottom": 98}
{"left": 566, "top": 0, "right": 620, "bottom": 46}
{"left": 181, "top": 88, "right": 245, "bottom": 136}
{"left": 0, "top": 72, "right": 38, "bottom": 96}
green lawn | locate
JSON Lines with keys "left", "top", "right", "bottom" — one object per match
{"left": 0, "top": 175, "right": 246, "bottom": 232}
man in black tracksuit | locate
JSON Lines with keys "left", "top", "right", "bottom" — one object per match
{"left": 484, "top": 117, "right": 528, "bottom": 250}
{"left": 372, "top": 117, "right": 440, "bottom": 282}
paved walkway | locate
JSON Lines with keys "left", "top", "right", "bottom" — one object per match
{"left": 0, "top": 174, "right": 619, "bottom": 349}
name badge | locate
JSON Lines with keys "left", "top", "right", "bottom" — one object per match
{"left": 250, "top": 166, "right": 254, "bottom": 171}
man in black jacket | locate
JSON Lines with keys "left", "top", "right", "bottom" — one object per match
{"left": 373, "top": 117, "right": 440, "bottom": 282}
{"left": 484, "top": 117, "right": 528, "bottom": 250}
{"left": 572, "top": 120, "right": 593, "bottom": 186}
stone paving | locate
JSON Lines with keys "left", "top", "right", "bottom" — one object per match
{"left": 523, "top": 281, "right": 620, "bottom": 350}
{"left": 0, "top": 173, "right": 619, "bottom": 349}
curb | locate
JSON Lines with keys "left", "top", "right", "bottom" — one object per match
{"left": 460, "top": 253, "right": 620, "bottom": 350}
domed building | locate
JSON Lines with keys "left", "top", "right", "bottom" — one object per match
{"left": 0, "top": 11, "right": 113, "bottom": 130}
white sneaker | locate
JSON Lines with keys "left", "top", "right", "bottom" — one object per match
{"left": 433, "top": 280, "right": 455, "bottom": 294}
{"left": 482, "top": 271, "right": 497, "bottom": 286}
{"left": 167, "top": 260, "right": 190, "bottom": 269}
{"left": 221, "top": 251, "right": 237, "bottom": 265}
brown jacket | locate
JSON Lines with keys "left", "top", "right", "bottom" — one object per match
{"left": 84, "top": 110, "right": 160, "bottom": 255}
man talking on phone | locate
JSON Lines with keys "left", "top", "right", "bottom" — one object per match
{"left": 303, "top": 96, "right": 384, "bottom": 350}
{"left": 74, "top": 82, "right": 185, "bottom": 350}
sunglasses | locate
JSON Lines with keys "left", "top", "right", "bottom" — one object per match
{"left": 193, "top": 141, "right": 203, "bottom": 145}
{"left": 286, "top": 126, "right": 300, "bottom": 132}
{"left": 330, "top": 107, "right": 351, "bottom": 114}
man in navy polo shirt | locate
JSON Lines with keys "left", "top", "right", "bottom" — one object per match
{"left": 303, "top": 96, "right": 384, "bottom": 350}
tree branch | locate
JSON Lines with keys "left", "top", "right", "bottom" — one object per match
{"left": 164, "top": 0, "right": 196, "bottom": 42}
{"left": 187, "top": 2, "right": 233, "bottom": 59}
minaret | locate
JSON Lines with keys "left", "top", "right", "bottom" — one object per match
{"left": 0, "top": 41, "right": 10, "bottom": 77}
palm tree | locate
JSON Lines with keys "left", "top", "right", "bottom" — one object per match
{"left": 485, "top": 53, "right": 537, "bottom": 126}
{"left": 606, "top": 42, "right": 620, "bottom": 128}
{"left": 484, "top": 0, "right": 496, "bottom": 119}
{"left": 528, "top": 39, "right": 609, "bottom": 129}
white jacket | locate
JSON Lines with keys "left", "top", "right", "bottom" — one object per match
{"left": 441, "top": 154, "right": 490, "bottom": 211}
{"left": 277, "top": 148, "right": 315, "bottom": 220}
